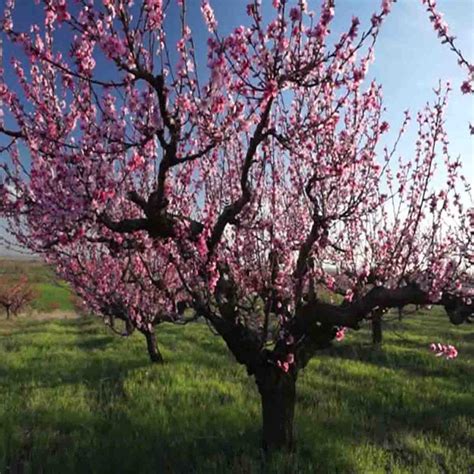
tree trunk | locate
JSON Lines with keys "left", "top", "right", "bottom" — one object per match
{"left": 6, "top": 306, "right": 11, "bottom": 320}
{"left": 256, "top": 368, "right": 296, "bottom": 452}
{"left": 125, "top": 318, "right": 135, "bottom": 335}
{"left": 398, "top": 306, "right": 403, "bottom": 322}
{"left": 144, "top": 330, "right": 164, "bottom": 363}
{"left": 372, "top": 313, "right": 382, "bottom": 345}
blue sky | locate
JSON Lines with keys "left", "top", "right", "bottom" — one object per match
{"left": 0, "top": 0, "right": 473, "bottom": 256}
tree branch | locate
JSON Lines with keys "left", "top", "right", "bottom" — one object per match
{"left": 293, "top": 284, "right": 472, "bottom": 338}
{"left": 207, "top": 100, "right": 274, "bottom": 256}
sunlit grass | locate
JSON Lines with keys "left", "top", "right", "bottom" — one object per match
{"left": 0, "top": 309, "right": 472, "bottom": 473}
{"left": 30, "top": 281, "right": 74, "bottom": 312}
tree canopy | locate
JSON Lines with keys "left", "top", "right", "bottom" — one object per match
{"left": 0, "top": 0, "right": 472, "bottom": 451}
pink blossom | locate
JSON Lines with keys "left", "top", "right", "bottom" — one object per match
{"left": 326, "top": 275, "right": 336, "bottom": 290}
{"left": 344, "top": 289, "right": 354, "bottom": 303}
{"left": 381, "top": 0, "right": 393, "bottom": 15}
{"left": 335, "top": 327, "right": 347, "bottom": 342}
{"left": 102, "top": 35, "right": 128, "bottom": 59}
{"left": 196, "top": 233, "right": 208, "bottom": 259}
{"left": 128, "top": 153, "right": 145, "bottom": 171}
{"left": 207, "top": 260, "right": 219, "bottom": 292}
{"left": 289, "top": 7, "right": 301, "bottom": 22}
{"left": 145, "top": 0, "right": 163, "bottom": 29}
{"left": 263, "top": 79, "right": 279, "bottom": 102}
{"left": 277, "top": 352, "right": 295, "bottom": 373}
{"left": 277, "top": 360, "right": 290, "bottom": 373}
{"left": 201, "top": 1, "right": 217, "bottom": 32}
{"left": 430, "top": 342, "right": 458, "bottom": 360}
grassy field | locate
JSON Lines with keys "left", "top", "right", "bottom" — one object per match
{"left": 0, "top": 308, "right": 472, "bottom": 473}
{"left": 0, "top": 258, "right": 75, "bottom": 313}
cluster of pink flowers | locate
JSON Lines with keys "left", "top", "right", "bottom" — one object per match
{"left": 421, "top": 0, "right": 473, "bottom": 97}
{"left": 145, "top": 0, "right": 163, "bottom": 30}
{"left": 101, "top": 35, "right": 128, "bottom": 60}
{"left": 430, "top": 343, "right": 458, "bottom": 360}
{"left": 277, "top": 353, "right": 295, "bottom": 373}
{"left": 45, "top": 0, "right": 70, "bottom": 26}
{"left": 422, "top": 0, "right": 449, "bottom": 37}
{"left": 335, "top": 327, "right": 347, "bottom": 342}
{"left": 344, "top": 289, "right": 354, "bottom": 303}
{"left": 201, "top": 1, "right": 217, "bottom": 32}
{"left": 128, "top": 153, "right": 146, "bottom": 172}
{"left": 381, "top": 0, "right": 394, "bottom": 15}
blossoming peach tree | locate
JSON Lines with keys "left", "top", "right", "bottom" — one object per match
{"left": 50, "top": 241, "right": 190, "bottom": 362}
{"left": 0, "top": 274, "right": 35, "bottom": 319}
{"left": 0, "top": 0, "right": 472, "bottom": 451}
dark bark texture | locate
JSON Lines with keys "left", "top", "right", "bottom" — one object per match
{"left": 256, "top": 368, "right": 297, "bottom": 452}
{"left": 372, "top": 313, "right": 382, "bottom": 345}
{"left": 144, "top": 330, "right": 164, "bottom": 363}
{"left": 125, "top": 318, "right": 135, "bottom": 335}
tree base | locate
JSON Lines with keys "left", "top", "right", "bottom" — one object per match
{"left": 143, "top": 330, "right": 164, "bottom": 364}
{"left": 256, "top": 367, "right": 296, "bottom": 452}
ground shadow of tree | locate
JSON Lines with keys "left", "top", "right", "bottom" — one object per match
{"left": 1, "top": 318, "right": 472, "bottom": 473}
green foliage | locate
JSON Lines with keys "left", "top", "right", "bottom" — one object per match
{"left": 0, "top": 311, "right": 472, "bottom": 473}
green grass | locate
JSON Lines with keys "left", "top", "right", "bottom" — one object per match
{"left": 0, "top": 310, "right": 472, "bottom": 473}
{"left": 0, "top": 258, "right": 75, "bottom": 313}
{"left": 0, "top": 258, "right": 56, "bottom": 284}
{"left": 30, "top": 281, "right": 75, "bottom": 312}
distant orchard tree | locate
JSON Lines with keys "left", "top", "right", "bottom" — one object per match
{"left": 0, "top": 0, "right": 472, "bottom": 452}
{"left": 0, "top": 276, "right": 35, "bottom": 319}
{"left": 50, "top": 242, "right": 192, "bottom": 363}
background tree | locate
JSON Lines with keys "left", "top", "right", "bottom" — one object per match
{"left": 323, "top": 90, "right": 472, "bottom": 344}
{"left": 0, "top": 275, "right": 35, "bottom": 319}
{"left": 49, "top": 242, "right": 193, "bottom": 363}
{"left": 0, "top": 0, "right": 472, "bottom": 452}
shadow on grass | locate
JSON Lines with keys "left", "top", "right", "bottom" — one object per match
{"left": 0, "top": 318, "right": 354, "bottom": 473}
{"left": 75, "top": 336, "right": 115, "bottom": 351}
{"left": 325, "top": 338, "right": 473, "bottom": 384}
{"left": 1, "top": 317, "right": 472, "bottom": 473}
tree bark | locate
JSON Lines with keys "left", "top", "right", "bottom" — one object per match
{"left": 256, "top": 368, "right": 296, "bottom": 452}
{"left": 125, "top": 318, "right": 135, "bottom": 335}
{"left": 372, "top": 312, "right": 382, "bottom": 345}
{"left": 144, "top": 329, "right": 164, "bottom": 363}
